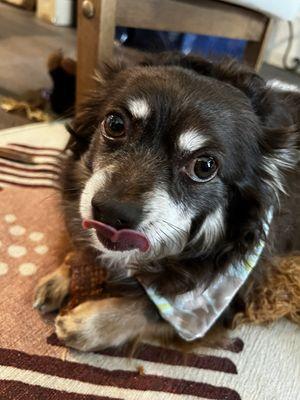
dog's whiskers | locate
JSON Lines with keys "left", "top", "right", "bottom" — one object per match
{"left": 156, "top": 226, "right": 177, "bottom": 247}
{"left": 161, "top": 220, "right": 187, "bottom": 235}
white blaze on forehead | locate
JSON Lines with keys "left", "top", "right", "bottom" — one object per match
{"left": 178, "top": 130, "right": 208, "bottom": 153}
{"left": 128, "top": 98, "right": 150, "bottom": 119}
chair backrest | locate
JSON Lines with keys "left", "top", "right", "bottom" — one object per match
{"left": 115, "top": 0, "right": 268, "bottom": 42}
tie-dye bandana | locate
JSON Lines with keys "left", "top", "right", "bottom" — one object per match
{"left": 141, "top": 208, "right": 273, "bottom": 341}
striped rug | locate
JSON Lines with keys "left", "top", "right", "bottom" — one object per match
{"left": 0, "top": 122, "right": 68, "bottom": 190}
{"left": 0, "top": 122, "right": 299, "bottom": 400}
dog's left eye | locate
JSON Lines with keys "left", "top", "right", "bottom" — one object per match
{"left": 185, "top": 156, "right": 218, "bottom": 182}
{"left": 103, "top": 114, "right": 126, "bottom": 139}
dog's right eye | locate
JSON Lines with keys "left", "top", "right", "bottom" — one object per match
{"left": 184, "top": 156, "right": 218, "bottom": 183}
{"left": 103, "top": 114, "right": 126, "bottom": 140}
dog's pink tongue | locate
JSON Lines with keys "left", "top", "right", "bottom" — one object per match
{"left": 82, "top": 219, "right": 150, "bottom": 252}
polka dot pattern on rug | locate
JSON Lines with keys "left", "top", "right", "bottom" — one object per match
{"left": 9, "top": 225, "right": 26, "bottom": 236}
{"left": 34, "top": 245, "right": 49, "bottom": 255}
{"left": 4, "top": 214, "right": 16, "bottom": 223}
{"left": 19, "top": 263, "right": 37, "bottom": 276}
{"left": 0, "top": 262, "right": 8, "bottom": 276}
{"left": 29, "top": 232, "right": 44, "bottom": 242}
{"left": 1, "top": 210, "right": 50, "bottom": 277}
{"left": 8, "top": 245, "right": 27, "bottom": 258}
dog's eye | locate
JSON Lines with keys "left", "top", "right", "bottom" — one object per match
{"left": 103, "top": 114, "right": 126, "bottom": 139}
{"left": 186, "top": 156, "right": 218, "bottom": 182}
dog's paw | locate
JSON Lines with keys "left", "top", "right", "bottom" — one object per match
{"left": 55, "top": 298, "right": 154, "bottom": 352}
{"left": 55, "top": 298, "right": 137, "bottom": 351}
{"left": 55, "top": 302, "right": 101, "bottom": 352}
{"left": 33, "top": 265, "right": 70, "bottom": 314}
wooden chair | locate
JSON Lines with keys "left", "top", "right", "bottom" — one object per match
{"left": 76, "top": 0, "right": 272, "bottom": 106}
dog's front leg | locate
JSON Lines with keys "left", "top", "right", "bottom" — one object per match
{"left": 55, "top": 297, "right": 172, "bottom": 351}
{"left": 33, "top": 264, "right": 71, "bottom": 313}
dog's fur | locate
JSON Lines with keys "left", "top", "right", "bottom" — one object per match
{"left": 34, "top": 52, "right": 300, "bottom": 351}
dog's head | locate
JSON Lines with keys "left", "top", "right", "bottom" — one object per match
{"left": 62, "top": 53, "right": 298, "bottom": 277}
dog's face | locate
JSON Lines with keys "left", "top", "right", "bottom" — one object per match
{"left": 63, "top": 55, "right": 297, "bottom": 271}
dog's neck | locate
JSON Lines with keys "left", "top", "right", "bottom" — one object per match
{"left": 137, "top": 208, "right": 273, "bottom": 341}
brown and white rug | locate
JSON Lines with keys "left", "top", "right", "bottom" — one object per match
{"left": 0, "top": 122, "right": 299, "bottom": 400}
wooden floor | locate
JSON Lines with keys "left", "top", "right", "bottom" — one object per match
{"left": 0, "top": 2, "right": 76, "bottom": 98}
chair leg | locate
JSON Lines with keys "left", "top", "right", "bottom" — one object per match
{"left": 243, "top": 18, "right": 273, "bottom": 71}
{"left": 76, "top": 0, "right": 116, "bottom": 109}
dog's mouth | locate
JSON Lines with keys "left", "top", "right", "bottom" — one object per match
{"left": 82, "top": 219, "right": 150, "bottom": 252}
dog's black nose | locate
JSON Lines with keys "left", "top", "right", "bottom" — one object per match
{"left": 91, "top": 198, "right": 143, "bottom": 230}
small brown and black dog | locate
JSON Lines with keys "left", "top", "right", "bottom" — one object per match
{"left": 34, "top": 52, "right": 300, "bottom": 351}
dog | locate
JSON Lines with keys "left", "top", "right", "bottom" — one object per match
{"left": 34, "top": 52, "right": 300, "bottom": 351}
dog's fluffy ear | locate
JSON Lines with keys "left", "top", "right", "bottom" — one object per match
{"left": 208, "top": 59, "right": 296, "bottom": 130}
{"left": 139, "top": 51, "right": 213, "bottom": 76}
{"left": 65, "top": 115, "right": 93, "bottom": 157}
{"left": 259, "top": 125, "right": 299, "bottom": 201}
{"left": 216, "top": 124, "right": 299, "bottom": 269}
{"left": 95, "top": 58, "right": 128, "bottom": 83}
{"left": 148, "top": 52, "right": 294, "bottom": 128}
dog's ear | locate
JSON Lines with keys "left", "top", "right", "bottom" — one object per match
{"left": 259, "top": 125, "right": 299, "bottom": 202}
{"left": 207, "top": 59, "right": 296, "bottom": 129}
{"left": 139, "top": 51, "right": 213, "bottom": 76}
{"left": 147, "top": 53, "right": 294, "bottom": 129}
{"left": 65, "top": 109, "right": 95, "bottom": 157}
{"left": 65, "top": 121, "right": 89, "bottom": 156}
{"left": 216, "top": 126, "right": 298, "bottom": 269}
{"left": 195, "top": 62, "right": 291, "bottom": 196}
